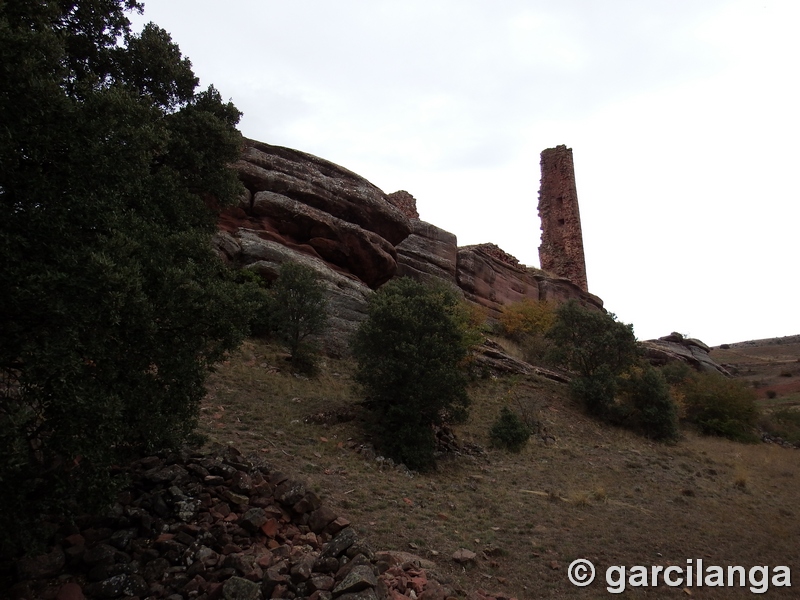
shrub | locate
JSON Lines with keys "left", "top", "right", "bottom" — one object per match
{"left": 680, "top": 372, "right": 759, "bottom": 441}
{"left": 351, "top": 278, "right": 470, "bottom": 471}
{"left": 234, "top": 268, "right": 272, "bottom": 337}
{"left": 499, "top": 299, "right": 555, "bottom": 339}
{"left": 620, "top": 365, "right": 679, "bottom": 440}
{"left": 546, "top": 301, "right": 639, "bottom": 417}
{"left": 766, "top": 390, "right": 778, "bottom": 399}
{"left": 268, "top": 262, "right": 328, "bottom": 373}
{"left": 454, "top": 300, "right": 489, "bottom": 350}
{"left": 659, "top": 360, "right": 693, "bottom": 385}
{"left": 760, "top": 408, "right": 800, "bottom": 444}
{"left": 490, "top": 407, "right": 531, "bottom": 452}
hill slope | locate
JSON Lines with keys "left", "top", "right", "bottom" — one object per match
{"left": 203, "top": 339, "right": 800, "bottom": 599}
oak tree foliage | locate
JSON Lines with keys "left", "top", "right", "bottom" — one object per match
{"left": 351, "top": 278, "right": 470, "bottom": 471}
{"left": 0, "top": 0, "right": 254, "bottom": 553}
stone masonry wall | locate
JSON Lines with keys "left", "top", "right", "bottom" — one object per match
{"left": 537, "top": 145, "right": 588, "bottom": 293}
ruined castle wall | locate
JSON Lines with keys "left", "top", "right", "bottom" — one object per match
{"left": 537, "top": 145, "right": 588, "bottom": 293}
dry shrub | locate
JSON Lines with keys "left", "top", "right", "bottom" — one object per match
{"left": 499, "top": 299, "right": 555, "bottom": 339}
{"left": 680, "top": 372, "right": 759, "bottom": 442}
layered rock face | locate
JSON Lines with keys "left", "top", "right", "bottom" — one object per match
{"left": 395, "top": 219, "right": 458, "bottom": 286}
{"left": 641, "top": 333, "right": 730, "bottom": 376}
{"left": 216, "top": 139, "right": 416, "bottom": 354}
{"left": 224, "top": 139, "right": 411, "bottom": 289}
{"left": 456, "top": 244, "right": 602, "bottom": 320}
{"left": 218, "top": 139, "right": 604, "bottom": 353}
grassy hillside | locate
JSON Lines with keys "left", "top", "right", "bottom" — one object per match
{"left": 203, "top": 339, "right": 800, "bottom": 599}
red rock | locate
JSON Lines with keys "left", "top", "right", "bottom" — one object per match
{"left": 261, "top": 518, "right": 278, "bottom": 538}
{"left": 452, "top": 548, "right": 477, "bottom": 564}
{"left": 235, "top": 140, "right": 411, "bottom": 246}
{"left": 207, "top": 581, "right": 224, "bottom": 600}
{"left": 256, "top": 553, "right": 274, "bottom": 569}
{"left": 308, "top": 506, "right": 337, "bottom": 533}
{"left": 56, "top": 582, "right": 85, "bottom": 600}
{"left": 325, "top": 516, "right": 350, "bottom": 535}
{"left": 63, "top": 534, "right": 85, "bottom": 547}
{"left": 396, "top": 219, "right": 458, "bottom": 285}
{"left": 457, "top": 244, "right": 602, "bottom": 321}
{"left": 419, "top": 580, "right": 447, "bottom": 600}
{"left": 250, "top": 190, "right": 399, "bottom": 289}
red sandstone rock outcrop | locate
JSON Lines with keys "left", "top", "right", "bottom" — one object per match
{"left": 395, "top": 220, "right": 458, "bottom": 286}
{"left": 226, "top": 139, "right": 411, "bottom": 289}
{"left": 641, "top": 333, "right": 730, "bottom": 376}
{"left": 217, "top": 138, "right": 607, "bottom": 353}
{"left": 456, "top": 244, "right": 602, "bottom": 320}
{"left": 249, "top": 190, "right": 397, "bottom": 289}
{"left": 538, "top": 145, "right": 588, "bottom": 293}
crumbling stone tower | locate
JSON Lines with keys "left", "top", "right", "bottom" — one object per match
{"left": 537, "top": 145, "right": 588, "bottom": 292}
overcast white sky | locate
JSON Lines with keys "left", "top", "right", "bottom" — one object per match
{"left": 131, "top": 1, "right": 798, "bottom": 346}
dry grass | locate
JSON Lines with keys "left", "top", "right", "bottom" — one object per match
{"left": 203, "top": 339, "right": 800, "bottom": 599}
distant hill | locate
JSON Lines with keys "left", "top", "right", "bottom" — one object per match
{"left": 710, "top": 336, "right": 800, "bottom": 406}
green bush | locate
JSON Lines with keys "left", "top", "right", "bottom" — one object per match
{"left": 268, "top": 262, "right": 328, "bottom": 373}
{"left": 621, "top": 366, "right": 679, "bottom": 440}
{"left": 659, "top": 360, "right": 694, "bottom": 385}
{"left": 0, "top": 1, "right": 253, "bottom": 554}
{"left": 351, "top": 278, "right": 470, "bottom": 471}
{"left": 760, "top": 408, "right": 800, "bottom": 444}
{"left": 490, "top": 407, "right": 531, "bottom": 452}
{"left": 680, "top": 372, "right": 759, "bottom": 441}
{"left": 546, "top": 301, "right": 639, "bottom": 417}
{"left": 234, "top": 269, "right": 272, "bottom": 337}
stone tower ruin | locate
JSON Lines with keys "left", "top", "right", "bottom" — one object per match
{"left": 537, "top": 145, "right": 588, "bottom": 292}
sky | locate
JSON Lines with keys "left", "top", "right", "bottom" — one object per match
{"left": 130, "top": 1, "right": 799, "bottom": 346}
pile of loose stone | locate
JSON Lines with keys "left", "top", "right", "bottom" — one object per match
{"left": 8, "top": 445, "right": 456, "bottom": 600}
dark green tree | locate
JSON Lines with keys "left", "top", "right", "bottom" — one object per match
{"left": 0, "top": 0, "right": 254, "bottom": 553}
{"left": 621, "top": 366, "right": 679, "bottom": 440}
{"left": 546, "top": 300, "right": 639, "bottom": 417}
{"left": 351, "top": 278, "right": 470, "bottom": 471}
{"left": 268, "top": 262, "right": 328, "bottom": 372}
{"left": 489, "top": 407, "right": 531, "bottom": 452}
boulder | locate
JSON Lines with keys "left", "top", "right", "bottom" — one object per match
{"left": 640, "top": 333, "right": 730, "bottom": 376}
{"left": 395, "top": 220, "right": 458, "bottom": 286}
